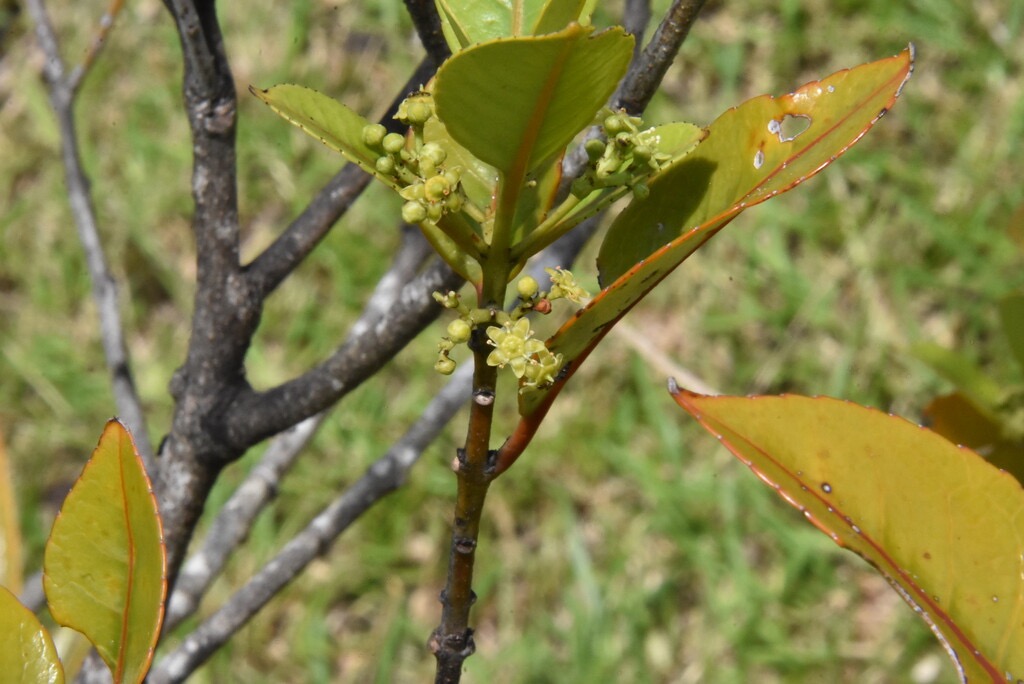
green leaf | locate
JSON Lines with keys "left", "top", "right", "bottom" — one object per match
{"left": 912, "top": 342, "right": 1006, "bottom": 416}
{"left": 0, "top": 586, "right": 64, "bottom": 684}
{"left": 433, "top": 24, "right": 633, "bottom": 179}
{"left": 516, "top": 48, "right": 914, "bottom": 421}
{"left": 532, "top": 0, "right": 591, "bottom": 35}
{"left": 421, "top": 215, "right": 484, "bottom": 284}
{"left": 249, "top": 84, "right": 398, "bottom": 190}
{"left": 671, "top": 390, "right": 1024, "bottom": 682}
{"left": 436, "top": 0, "right": 591, "bottom": 50}
{"left": 639, "top": 121, "right": 707, "bottom": 161}
{"left": 599, "top": 46, "right": 915, "bottom": 284}
{"left": 44, "top": 420, "right": 166, "bottom": 684}
{"left": 999, "top": 292, "right": 1024, "bottom": 373}
{"left": 510, "top": 156, "right": 562, "bottom": 245}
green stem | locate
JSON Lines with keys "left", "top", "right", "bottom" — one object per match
{"left": 489, "top": 170, "right": 518, "bottom": 261}
{"left": 431, "top": 331, "right": 500, "bottom": 683}
{"left": 512, "top": 184, "right": 632, "bottom": 261}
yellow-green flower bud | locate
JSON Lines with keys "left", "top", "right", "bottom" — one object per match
{"left": 604, "top": 114, "right": 627, "bottom": 135}
{"left": 418, "top": 158, "right": 437, "bottom": 178}
{"left": 424, "top": 175, "right": 451, "bottom": 202}
{"left": 362, "top": 123, "right": 387, "bottom": 148}
{"left": 517, "top": 275, "right": 539, "bottom": 299}
{"left": 406, "top": 100, "right": 433, "bottom": 125}
{"left": 426, "top": 202, "right": 444, "bottom": 222}
{"left": 585, "top": 138, "right": 607, "bottom": 162}
{"left": 402, "top": 200, "right": 427, "bottom": 223}
{"left": 435, "top": 356, "right": 456, "bottom": 375}
{"left": 445, "top": 192, "right": 464, "bottom": 213}
{"left": 447, "top": 318, "right": 472, "bottom": 343}
{"left": 420, "top": 142, "right": 447, "bottom": 166}
{"left": 382, "top": 132, "right": 405, "bottom": 154}
{"left": 631, "top": 182, "right": 650, "bottom": 201}
{"left": 442, "top": 168, "right": 462, "bottom": 186}
{"left": 375, "top": 156, "right": 395, "bottom": 175}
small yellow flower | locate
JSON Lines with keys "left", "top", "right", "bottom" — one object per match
{"left": 522, "top": 349, "right": 564, "bottom": 391}
{"left": 545, "top": 268, "right": 590, "bottom": 303}
{"left": 485, "top": 318, "right": 546, "bottom": 379}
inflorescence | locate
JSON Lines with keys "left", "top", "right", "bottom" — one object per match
{"left": 362, "top": 92, "right": 469, "bottom": 227}
{"left": 571, "top": 110, "right": 671, "bottom": 201}
{"left": 432, "top": 270, "right": 590, "bottom": 392}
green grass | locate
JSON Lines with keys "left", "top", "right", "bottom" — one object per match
{"left": 2, "top": 0, "right": 1023, "bottom": 681}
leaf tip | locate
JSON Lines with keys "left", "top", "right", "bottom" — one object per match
{"left": 897, "top": 43, "right": 915, "bottom": 97}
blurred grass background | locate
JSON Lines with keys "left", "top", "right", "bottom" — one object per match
{"left": 1, "top": 0, "right": 1022, "bottom": 681}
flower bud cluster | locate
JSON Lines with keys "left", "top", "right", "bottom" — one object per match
{"left": 571, "top": 110, "right": 670, "bottom": 201}
{"left": 399, "top": 163, "right": 465, "bottom": 224}
{"left": 361, "top": 92, "right": 468, "bottom": 226}
{"left": 432, "top": 290, "right": 505, "bottom": 376}
{"left": 509, "top": 267, "right": 589, "bottom": 319}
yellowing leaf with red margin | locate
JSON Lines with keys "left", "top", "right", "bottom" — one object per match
{"left": 0, "top": 426, "right": 23, "bottom": 595}
{"left": 671, "top": 388, "right": 1023, "bottom": 683}
{"left": 597, "top": 45, "right": 914, "bottom": 284}
{"left": 0, "top": 585, "right": 64, "bottom": 684}
{"left": 44, "top": 420, "right": 166, "bottom": 684}
{"left": 497, "top": 48, "right": 914, "bottom": 474}
{"left": 923, "top": 392, "right": 1024, "bottom": 486}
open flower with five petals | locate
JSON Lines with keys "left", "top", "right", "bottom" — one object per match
{"left": 485, "top": 318, "right": 547, "bottom": 378}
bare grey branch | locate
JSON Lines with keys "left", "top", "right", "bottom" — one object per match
{"left": 164, "top": 414, "right": 322, "bottom": 631}
{"left": 149, "top": 363, "right": 473, "bottom": 684}
{"left": 615, "top": 0, "right": 708, "bottom": 115}
{"left": 25, "top": 0, "right": 155, "bottom": 470}
{"left": 404, "top": 0, "right": 452, "bottom": 64}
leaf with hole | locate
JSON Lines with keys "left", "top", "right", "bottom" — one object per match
{"left": 672, "top": 389, "right": 1024, "bottom": 683}
{"left": 598, "top": 45, "right": 915, "bottom": 284}
{"left": 510, "top": 47, "right": 913, "bottom": 436}
{"left": 43, "top": 420, "right": 166, "bottom": 684}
